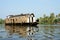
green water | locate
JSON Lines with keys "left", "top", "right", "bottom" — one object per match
{"left": 0, "top": 24, "right": 60, "bottom": 40}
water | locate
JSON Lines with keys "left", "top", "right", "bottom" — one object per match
{"left": 0, "top": 24, "right": 60, "bottom": 40}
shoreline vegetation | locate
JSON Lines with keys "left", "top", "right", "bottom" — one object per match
{"left": 0, "top": 18, "right": 4, "bottom": 24}
{"left": 38, "top": 13, "right": 60, "bottom": 25}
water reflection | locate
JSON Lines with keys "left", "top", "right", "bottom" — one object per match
{"left": 5, "top": 25, "right": 39, "bottom": 40}
{"left": 39, "top": 25, "right": 60, "bottom": 40}
{"left": 0, "top": 24, "right": 59, "bottom": 40}
{"left": 42, "top": 26, "right": 55, "bottom": 40}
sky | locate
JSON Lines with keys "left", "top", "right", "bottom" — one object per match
{"left": 0, "top": 0, "right": 60, "bottom": 19}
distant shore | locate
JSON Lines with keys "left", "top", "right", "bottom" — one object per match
{"left": 38, "top": 13, "right": 60, "bottom": 25}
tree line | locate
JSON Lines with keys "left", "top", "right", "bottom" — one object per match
{"left": 0, "top": 18, "right": 4, "bottom": 24}
{"left": 39, "top": 13, "right": 60, "bottom": 24}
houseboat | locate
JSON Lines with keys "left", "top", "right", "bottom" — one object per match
{"left": 5, "top": 13, "right": 38, "bottom": 25}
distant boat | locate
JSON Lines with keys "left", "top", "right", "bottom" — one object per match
{"left": 5, "top": 13, "right": 38, "bottom": 26}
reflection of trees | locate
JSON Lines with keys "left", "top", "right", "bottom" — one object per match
{"left": 5, "top": 25, "right": 39, "bottom": 38}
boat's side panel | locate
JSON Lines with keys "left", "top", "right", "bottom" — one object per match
{"left": 5, "top": 22, "right": 38, "bottom": 26}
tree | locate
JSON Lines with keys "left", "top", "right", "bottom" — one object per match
{"left": 43, "top": 14, "right": 46, "bottom": 18}
{"left": 58, "top": 13, "right": 60, "bottom": 17}
{"left": 49, "top": 13, "right": 55, "bottom": 24}
{"left": 54, "top": 19, "right": 58, "bottom": 24}
{"left": 0, "top": 18, "right": 4, "bottom": 24}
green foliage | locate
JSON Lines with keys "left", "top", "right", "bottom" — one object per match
{"left": 39, "top": 13, "right": 60, "bottom": 24}
{"left": 0, "top": 18, "right": 4, "bottom": 24}
{"left": 54, "top": 19, "right": 58, "bottom": 24}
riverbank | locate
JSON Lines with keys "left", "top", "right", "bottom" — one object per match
{"left": 37, "top": 24, "right": 60, "bottom": 26}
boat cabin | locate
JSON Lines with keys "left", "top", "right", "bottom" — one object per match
{"left": 5, "top": 13, "right": 36, "bottom": 25}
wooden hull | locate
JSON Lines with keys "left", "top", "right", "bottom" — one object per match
{"left": 5, "top": 22, "right": 38, "bottom": 26}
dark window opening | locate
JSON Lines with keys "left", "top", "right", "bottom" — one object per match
{"left": 16, "top": 19, "right": 17, "bottom": 21}
{"left": 32, "top": 17, "right": 33, "bottom": 22}
{"left": 29, "top": 17, "right": 30, "bottom": 23}
{"left": 8, "top": 19, "right": 9, "bottom": 21}
{"left": 13, "top": 19, "right": 14, "bottom": 23}
{"left": 11, "top": 19, "right": 12, "bottom": 21}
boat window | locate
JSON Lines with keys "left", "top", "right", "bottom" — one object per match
{"left": 16, "top": 19, "right": 17, "bottom": 21}
{"left": 11, "top": 19, "right": 12, "bottom": 21}
{"left": 8, "top": 19, "right": 9, "bottom": 21}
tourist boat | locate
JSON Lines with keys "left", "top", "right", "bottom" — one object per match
{"left": 5, "top": 13, "right": 38, "bottom": 26}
